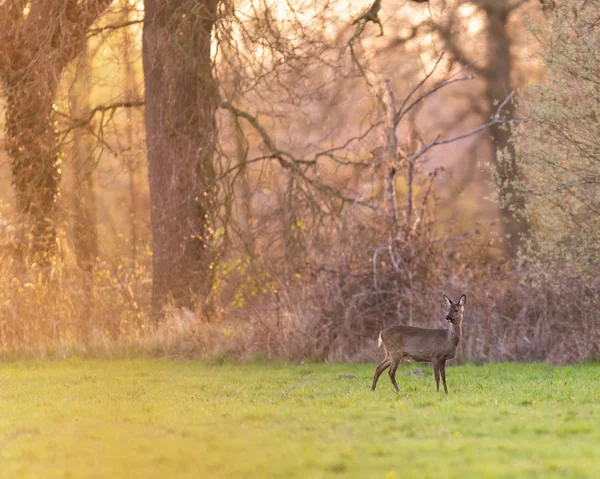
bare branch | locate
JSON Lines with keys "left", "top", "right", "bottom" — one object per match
{"left": 384, "top": 80, "right": 399, "bottom": 237}
{"left": 407, "top": 90, "right": 518, "bottom": 165}
{"left": 218, "top": 99, "right": 377, "bottom": 211}
{"left": 351, "top": 0, "right": 384, "bottom": 36}
{"left": 87, "top": 19, "right": 143, "bottom": 38}
{"left": 396, "top": 75, "right": 475, "bottom": 127}
{"left": 0, "top": 0, "right": 27, "bottom": 42}
{"left": 219, "top": 100, "right": 282, "bottom": 158}
{"left": 394, "top": 53, "right": 484, "bottom": 127}
{"left": 56, "top": 100, "right": 145, "bottom": 131}
{"left": 397, "top": 52, "right": 446, "bottom": 123}
{"left": 311, "top": 121, "right": 381, "bottom": 167}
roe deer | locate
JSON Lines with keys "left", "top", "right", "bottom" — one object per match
{"left": 371, "top": 294, "right": 466, "bottom": 394}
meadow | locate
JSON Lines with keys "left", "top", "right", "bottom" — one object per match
{"left": 1, "top": 360, "right": 599, "bottom": 478}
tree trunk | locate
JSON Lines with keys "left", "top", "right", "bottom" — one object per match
{"left": 485, "top": 3, "right": 530, "bottom": 258}
{"left": 5, "top": 71, "right": 61, "bottom": 267}
{"left": 70, "top": 42, "right": 98, "bottom": 329}
{"left": 232, "top": 113, "right": 258, "bottom": 259}
{"left": 0, "top": 0, "right": 111, "bottom": 268}
{"left": 122, "top": 2, "right": 139, "bottom": 262}
{"left": 143, "top": 0, "right": 219, "bottom": 319}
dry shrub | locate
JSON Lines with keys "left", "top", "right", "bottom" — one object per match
{"left": 191, "top": 213, "right": 600, "bottom": 365}
{"left": 462, "top": 270, "right": 600, "bottom": 364}
{"left": 220, "top": 264, "right": 600, "bottom": 365}
{"left": 1, "top": 210, "right": 599, "bottom": 365}
{"left": 0, "top": 249, "right": 151, "bottom": 359}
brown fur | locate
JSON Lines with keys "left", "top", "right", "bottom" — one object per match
{"left": 371, "top": 294, "right": 466, "bottom": 394}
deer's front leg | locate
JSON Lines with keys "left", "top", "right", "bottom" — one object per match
{"left": 432, "top": 359, "right": 440, "bottom": 392}
{"left": 440, "top": 360, "right": 448, "bottom": 394}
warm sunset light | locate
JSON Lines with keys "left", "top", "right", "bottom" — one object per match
{"left": 0, "top": 0, "right": 596, "bottom": 477}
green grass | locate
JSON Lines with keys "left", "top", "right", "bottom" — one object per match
{"left": 1, "top": 360, "right": 600, "bottom": 478}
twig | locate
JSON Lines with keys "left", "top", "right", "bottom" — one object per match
{"left": 387, "top": 244, "right": 401, "bottom": 273}
{"left": 56, "top": 100, "right": 145, "bottom": 131}
{"left": 219, "top": 100, "right": 281, "bottom": 157}
{"left": 397, "top": 75, "right": 475, "bottom": 126}
{"left": 87, "top": 19, "right": 143, "bottom": 38}
{"left": 394, "top": 52, "right": 485, "bottom": 127}
{"left": 397, "top": 52, "right": 446, "bottom": 124}
{"left": 372, "top": 246, "right": 388, "bottom": 290}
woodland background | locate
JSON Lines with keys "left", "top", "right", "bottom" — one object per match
{"left": 0, "top": 0, "right": 597, "bottom": 363}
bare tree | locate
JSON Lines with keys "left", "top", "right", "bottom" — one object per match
{"left": 407, "top": 0, "right": 534, "bottom": 257}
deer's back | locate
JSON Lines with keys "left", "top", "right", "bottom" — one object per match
{"left": 380, "top": 324, "right": 454, "bottom": 362}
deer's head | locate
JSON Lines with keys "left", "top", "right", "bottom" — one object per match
{"left": 443, "top": 294, "right": 466, "bottom": 324}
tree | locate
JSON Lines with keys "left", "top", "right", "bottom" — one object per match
{"left": 0, "top": 0, "right": 112, "bottom": 267}
{"left": 481, "top": 1, "right": 531, "bottom": 258}
{"left": 142, "top": 0, "right": 219, "bottom": 318}
{"left": 408, "top": 0, "right": 535, "bottom": 257}
{"left": 515, "top": 0, "right": 600, "bottom": 283}
{"left": 121, "top": 0, "right": 141, "bottom": 262}
{"left": 69, "top": 41, "right": 98, "bottom": 328}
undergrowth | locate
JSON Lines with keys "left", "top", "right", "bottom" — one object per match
{"left": 0, "top": 211, "right": 599, "bottom": 364}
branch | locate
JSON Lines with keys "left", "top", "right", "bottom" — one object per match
{"left": 219, "top": 100, "right": 282, "bottom": 158}
{"left": 392, "top": 53, "right": 480, "bottom": 129}
{"left": 76, "top": 0, "right": 114, "bottom": 29}
{"left": 87, "top": 19, "right": 143, "bottom": 38}
{"left": 218, "top": 99, "right": 377, "bottom": 210}
{"left": 407, "top": 90, "right": 518, "bottom": 165}
{"left": 0, "top": 0, "right": 28, "bottom": 64}
{"left": 397, "top": 57, "right": 485, "bottom": 125}
{"left": 401, "top": 76, "right": 475, "bottom": 124}
{"left": 346, "top": 22, "right": 377, "bottom": 90}
{"left": 397, "top": 52, "right": 446, "bottom": 123}
{"left": 57, "top": 100, "right": 145, "bottom": 130}
{"left": 311, "top": 121, "right": 381, "bottom": 167}
{"left": 351, "top": 0, "right": 383, "bottom": 36}
{"left": 55, "top": 100, "right": 144, "bottom": 135}
{"left": 384, "top": 80, "right": 399, "bottom": 237}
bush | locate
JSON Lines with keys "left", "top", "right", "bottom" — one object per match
{"left": 515, "top": 0, "right": 600, "bottom": 284}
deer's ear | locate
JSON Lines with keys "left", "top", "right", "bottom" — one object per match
{"left": 443, "top": 295, "right": 452, "bottom": 307}
{"left": 459, "top": 294, "right": 466, "bottom": 306}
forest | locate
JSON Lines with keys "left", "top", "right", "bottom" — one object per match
{"left": 0, "top": 0, "right": 597, "bottom": 364}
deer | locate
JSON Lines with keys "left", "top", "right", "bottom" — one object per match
{"left": 371, "top": 294, "right": 466, "bottom": 394}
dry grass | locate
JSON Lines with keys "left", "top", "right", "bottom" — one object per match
{"left": 1, "top": 214, "right": 599, "bottom": 365}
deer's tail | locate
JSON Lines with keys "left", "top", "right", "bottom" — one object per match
{"left": 377, "top": 331, "right": 383, "bottom": 348}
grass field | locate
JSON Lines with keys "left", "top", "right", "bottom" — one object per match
{"left": 1, "top": 360, "right": 599, "bottom": 478}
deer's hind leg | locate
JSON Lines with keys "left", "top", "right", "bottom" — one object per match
{"left": 371, "top": 354, "right": 391, "bottom": 391}
{"left": 388, "top": 357, "right": 402, "bottom": 393}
